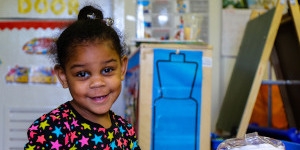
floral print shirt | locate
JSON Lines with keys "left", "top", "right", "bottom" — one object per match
{"left": 24, "top": 101, "right": 140, "bottom": 150}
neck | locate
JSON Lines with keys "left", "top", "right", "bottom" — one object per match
{"left": 70, "top": 100, "right": 112, "bottom": 128}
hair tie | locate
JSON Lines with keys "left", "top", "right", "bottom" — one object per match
{"left": 86, "top": 13, "right": 113, "bottom": 26}
{"left": 103, "top": 18, "right": 114, "bottom": 26}
{"left": 87, "top": 13, "right": 96, "bottom": 19}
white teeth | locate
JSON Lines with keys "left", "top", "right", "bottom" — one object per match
{"left": 93, "top": 95, "right": 106, "bottom": 100}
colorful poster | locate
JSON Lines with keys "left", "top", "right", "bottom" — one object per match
{"left": 23, "top": 37, "right": 56, "bottom": 54}
{"left": 0, "top": 20, "right": 70, "bottom": 85}
{"left": 5, "top": 66, "right": 57, "bottom": 84}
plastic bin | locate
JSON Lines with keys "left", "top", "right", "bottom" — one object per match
{"left": 211, "top": 138, "right": 300, "bottom": 150}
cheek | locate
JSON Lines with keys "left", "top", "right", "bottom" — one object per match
{"left": 68, "top": 81, "right": 87, "bottom": 97}
{"left": 113, "top": 79, "right": 122, "bottom": 89}
{"left": 109, "top": 77, "right": 122, "bottom": 91}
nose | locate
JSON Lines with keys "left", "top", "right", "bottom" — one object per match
{"left": 89, "top": 75, "right": 105, "bottom": 88}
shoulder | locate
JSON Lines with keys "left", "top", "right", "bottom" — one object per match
{"left": 109, "top": 111, "right": 140, "bottom": 149}
{"left": 29, "top": 102, "right": 72, "bottom": 127}
{"left": 110, "top": 111, "right": 130, "bottom": 126}
{"left": 110, "top": 111, "right": 137, "bottom": 135}
{"left": 25, "top": 102, "right": 73, "bottom": 149}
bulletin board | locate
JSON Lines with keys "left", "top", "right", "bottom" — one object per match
{"left": 0, "top": 1, "right": 112, "bottom": 149}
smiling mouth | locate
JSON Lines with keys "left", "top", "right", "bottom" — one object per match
{"left": 90, "top": 94, "right": 108, "bottom": 101}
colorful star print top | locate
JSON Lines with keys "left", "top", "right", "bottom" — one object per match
{"left": 24, "top": 101, "right": 140, "bottom": 150}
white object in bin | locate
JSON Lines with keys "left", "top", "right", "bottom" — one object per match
{"left": 217, "top": 132, "right": 285, "bottom": 150}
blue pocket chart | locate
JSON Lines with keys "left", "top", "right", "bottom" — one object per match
{"left": 152, "top": 49, "right": 203, "bottom": 150}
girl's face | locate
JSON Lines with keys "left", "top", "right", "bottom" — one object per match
{"left": 55, "top": 40, "right": 127, "bottom": 123}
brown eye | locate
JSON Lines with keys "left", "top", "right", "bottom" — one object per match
{"left": 76, "top": 71, "right": 90, "bottom": 78}
{"left": 101, "top": 67, "right": 114, "bottom": 75}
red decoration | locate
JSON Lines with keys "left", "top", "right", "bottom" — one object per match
{"left": 0, "top": 20, "right": 74, "bottom": 30}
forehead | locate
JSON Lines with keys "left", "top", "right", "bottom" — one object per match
{"left": 79, "top": 41, "right": 116, "bottom": 55}
{"left": 72, "top": 39, "right": 114, "bottom": 49}
{"left": 66, "top": 40, "right": 119, "bottom": 62}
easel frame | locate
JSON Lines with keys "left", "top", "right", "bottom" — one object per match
{"left": 216, "top": 0, "right": 300, "bottom": 138}
{"left": 237, "top": 0, "right": 285, "bottom": 138}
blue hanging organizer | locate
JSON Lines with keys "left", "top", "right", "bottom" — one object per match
{"left": 152, "top": 49, "right": 202, "bottom": 150}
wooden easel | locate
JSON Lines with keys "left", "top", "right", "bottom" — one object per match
{"left": 216, "top": 0, "right": 300, "bottom": 138}
{"left": 270, "top": 0, "right": 300, "bottom": 129}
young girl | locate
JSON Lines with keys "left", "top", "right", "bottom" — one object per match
{"left": 24, "top": 5, "right": 140, "bottom": 150}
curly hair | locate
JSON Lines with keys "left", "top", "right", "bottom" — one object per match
{"left": 50, "top": 5, "right": 127, "bottom": 69}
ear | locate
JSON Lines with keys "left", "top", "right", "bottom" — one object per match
{"left": 54, "top": 65, "right": 68, "bottom": 88}
{"left": 120, "top": 56, "right": 128, "bottom": 81}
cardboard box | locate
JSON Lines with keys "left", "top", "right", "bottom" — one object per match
{"left": 124, "top": 43, "right": 212, "bottom": 149}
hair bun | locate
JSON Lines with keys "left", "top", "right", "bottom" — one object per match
{"left": 78, "top": 6, "right": 104, "bottom": 20}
